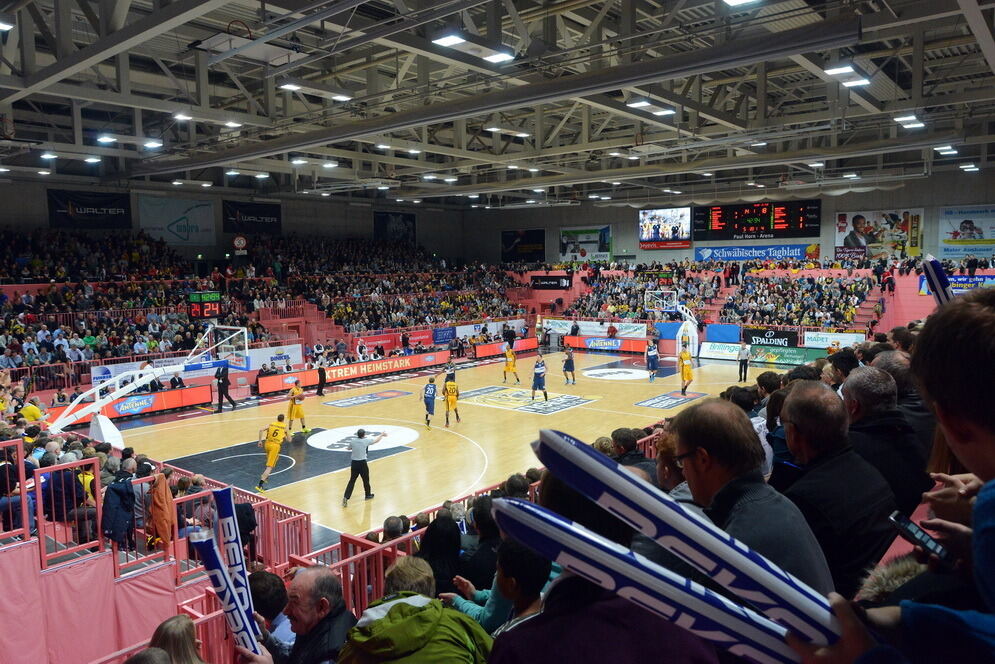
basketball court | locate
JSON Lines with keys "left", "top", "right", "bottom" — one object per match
{"left": 116, "top": 348, "right": 764, "bottom": 535}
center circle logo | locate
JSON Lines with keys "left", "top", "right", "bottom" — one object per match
{"left": 307, "top": 425, "right": 418, "bottom": 452}
{"left": 582, "top": 368, "right": 651, "bottom": 381}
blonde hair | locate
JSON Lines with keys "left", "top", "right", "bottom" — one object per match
{"left": 149, "top": 615, "right": 205, "bottom": 664}
{"left": 592, "top": 436, "right": 615, "bottom": 457}
{"left": 384, "top": 556, "right": 435, "bottom": 598}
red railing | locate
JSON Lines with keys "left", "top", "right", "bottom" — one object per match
{"left": 33, "top": 456, "right": 104, "bottom": 569}
{"left": 0, "top": 438, "right": 31, "bottom": 542}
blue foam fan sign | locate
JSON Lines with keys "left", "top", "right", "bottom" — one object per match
{"left": 530, "top": 429, "right": 840, "bottom": 646}
{"left": 491, "top": 498, "right": 797, "bottom": 664}
{"left": 188, "top": 531, "right": 262, "bottom": 655}
{"left": 212, "top": 487, "right": 260, "bottom": 638}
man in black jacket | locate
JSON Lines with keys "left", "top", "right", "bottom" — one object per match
{"left": 872, "top": 350, "right": 936, "bottom": 461}
{"left": 610, "top": 427, "right": 657, "bottom": 485}
{"left": 673, "top": 398, "right": 834, "bottom": 595}
{"left": 215, "top": 364, "right": 236, "bottom": 413}
{"left": 842, "top": 366, "right": 932, "bottom": 516}
{"left": 250, "top": 566, "right": 356, "bottom": 664}
{"left": 781, "top": 381, "right": 897, "bottom": 598}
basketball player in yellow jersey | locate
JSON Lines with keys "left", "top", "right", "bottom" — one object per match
{"left": 255, "top": 413, "right": 288, "bottom": 492}
{"left": 444, "top": 379, "right": 461, "bottom": 427}
{"left": 679, "top": 342, "right": 694, "bottom": 396}
{"left": 502, "top": 346, "right": 521, "bottom": 384}
{"left": 286, "top": 379, "right": 309, "bottom": 433}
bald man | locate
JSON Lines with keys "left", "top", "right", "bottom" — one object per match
{"left": 780, "top": 380, "right": 897, "bottom": 598}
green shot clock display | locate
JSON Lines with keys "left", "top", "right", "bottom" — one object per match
{"left": 188, "top": 291, "right": 222, "bottom": 319}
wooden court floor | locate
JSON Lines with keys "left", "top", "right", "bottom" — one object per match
{"left": 125, "top": 351, "right": 768, "bottom": 534}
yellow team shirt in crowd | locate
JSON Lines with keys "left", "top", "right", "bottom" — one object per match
{"left": 20, "top": 403, "right": 43, "bottom": 421}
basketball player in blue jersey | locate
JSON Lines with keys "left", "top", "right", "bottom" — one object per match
{"left": 531, "top": 351, "right": 549, "bottom": 401}
{"left": 646, "top": 340, "right": 659, "bottom": 383}
{"left": 562, "top": 347, "right": 576, "bottom": 385}
{"left": 422, "top": 377, "right": 437, "bottom": 430}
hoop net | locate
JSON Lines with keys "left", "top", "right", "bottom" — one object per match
{"left": 185, "top": 325, "right": 250, "bottom": 371}
{"left": 645, "top": 290, "right": 678, "bottom": 313}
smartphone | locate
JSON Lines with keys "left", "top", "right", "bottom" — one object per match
{"left": 889, "top": 510, "right": 956, "bottom": 567}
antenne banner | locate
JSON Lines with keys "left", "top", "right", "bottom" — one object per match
{"left": 936, "top": 205, "right": 995, "bottom": 258}
{"left": 694, "top": 244, "right": 818, "bottom": 262}
{"left": 139, "top": 196, "right": 216, "bottom": 246}
{"left": 501, "top": 229, "right": 546, "bottom": 262}
{"left": 374, "top": 211, "right": 416, "bottom": 244}
{"left": 834, "top": 209, "right": 923, "bottom": 259}
{"left": 48, "top": 189, "right": 132, "bottom": 229}
{"left": 558, "top": 225, "right": 612, "bottom": 262}
{"left": 222, "top": 200, "right": 282, "bottom": 234}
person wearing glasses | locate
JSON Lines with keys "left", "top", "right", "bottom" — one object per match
{"left": 669, "top": 397, "right": 834, "bottom": 596}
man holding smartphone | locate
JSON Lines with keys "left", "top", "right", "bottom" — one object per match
{"left": 787, "top": 287, "right": 995, "bottom": 663}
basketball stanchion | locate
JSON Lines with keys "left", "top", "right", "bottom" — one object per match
{"left": 213, "top": 487, "right": 260, "bottom": 638}
{"left": 189, "top": 530, "right": 263, "bottom": 655}
{"left": 491, "top": 498, "right": 798, "bottom": 664}
{"left": 529, "top": 429, "right": 840, "bottom": 645}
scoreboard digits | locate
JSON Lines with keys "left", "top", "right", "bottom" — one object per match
{"left": 692, "top": 200, "right": 821, "bottom": 240}
{"left": 188, "top": 291, "right": 222, "bottom": 319}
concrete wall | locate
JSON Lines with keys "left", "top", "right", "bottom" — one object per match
{"left": 460, "top": 170, "right": 995, "bottom": 263}
{"left": 0, "top": 182, "right": 464, "bottom": 262}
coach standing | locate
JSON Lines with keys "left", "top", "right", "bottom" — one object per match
{"left": 341, "top": 429, "right": 386, "bottom": 507}
{"left": 215, "top": 364, "right": 236, "bottom": 413}
{"left": 737, "top": 341, "right": 751, "bottom": 383}
{"left": 316, "top": 353, "right": 328, "bottom": 396}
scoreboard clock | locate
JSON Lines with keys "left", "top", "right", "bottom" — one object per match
{"left": 188, "top": 291, "right": 222, "bottom": 319}
{"left": 692, "top": 200, "right": 821, "bottom": 241}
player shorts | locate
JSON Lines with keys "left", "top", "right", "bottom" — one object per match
{"left": 647, "top": 356, "right": 659, "bottom": 371}
{"left": 681, "top": 366, "right": 693, "bottom": 382}
{"left": 532, "top": 375, "right": 546, "bottom": 391}
{"left": 563, "top": 360, "right": 574, "bottom": 372}
{"left": 287, "top": 404, "right": 304, "bottom": 420}
{"left": 264, "top": 442, "right": 281, "bottom": 468}
{"left": 445, "top": 396, "right": 458, "bottom": 410}
{"left": 424, "top": 398, "right": 435, "bottom": 415}
{"left": 504, "top": 362, "right": 516, "bottom": 372}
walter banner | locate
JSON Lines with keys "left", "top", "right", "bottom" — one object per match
{"left": 937, "top": 205, "right": 995, "bottom": 258}
{"left": 834, "top": 208, "right": 923, "bottom": 259}
{"left": 48, "top": 189, "right": 132, "bottom": 229}
{"left": 501, "top": 229, "right": 546, "bottom": 262}
{"left": 558, "top": 225, "right": 612, "bottom": 262}
{"left": 139, "top": 195, "right": 215, "bottom": 245}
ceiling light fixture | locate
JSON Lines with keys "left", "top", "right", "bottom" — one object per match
{"left": 933, "top": 145, "right": 953, "bottom": 152}
{"left": 431, "top": 27, "right": 515, "bottom": 64}
{"left": 201, "top": 183, "right": 212, "bottom": 188}
{"left": 842, "top": 172, "right": 859, "bottom": 178}
{"left": 322, "top": 161, "right": 338, "bottom": 168}
{"left": 277, "top": 77, "right": 352, "bottom": 101}
{"left": 901, "top": 122, "right": 925, "bottom": 129}
{"left": 443, "top": 177, "right": 458, "bottom": 183}
{"left": 823, "top": 64, "right": 855, "bottom": 76}
{"left": 408, "top": 149, "right": 421, "bottom": 154}
{"left": 375, "top": 143, "right": 391, "bottom": 150}
{"left": 38, "top": 170, "right": 51, "bottom": 175}
{"left": 377, "top": 185, "right": 390, "bottom": 190}
{"left": 84, "top": 157, "right": 101, "bottom": 164}
{"left": 485, "top": 124, "right": 531, "bottom": 138}
{"left": 254, "top": 173, "right": 269, "bottom": 179}
{"left": 894, "top": 115, "right": 918, "bottom": 124}
{"left": 422, "top": 174, "right": 437, "bottom": 180}
{"left": 143, "top": 139, "right": 163, "bottom": 149}
{"left": 701, "top": 172, "right": 712, "bottom": 176}
{"left": 751, "top": 141, "right": 768, "bottom": 147}
{"left": 290, "top": 158, "right": 308, "bottom": 165}
{"left": 963, "top": 167, "right": 980, "bottom": 172}
{"left": 467, "top": 194, "right": 479, "bottom": 199}
{"left": 321, "top": 192, "right": 331, "bottom": 197}
{"left": 938, "top": 150, "right": 958, "bottom": 156}
{"left": 224, "top": 121, "right": 243, "bottom": 128}
{"left": 96, "top": 135, "right": 116, "bottom": 144}
{"left": 842, "top": 78, "right": 871, "bottom": 87}
{"left": 225, "top": 169, "right": 240, "bottom": 176}
{"left": 959, "top": 163, "right": 976, "bottom": 169}
{"left": 0, "top": 14, "right": 15, "bottom": 31}
{"left": 527, "top": 167, "right": 539, "bottom": 173}
{"left": 172, "top": 180, "right": 182, "bottom": 185}
{"left": 173, "top": 112, "right": 192, "bottom": 121}
{"left": 40, "top": 152, "right": 57, "bottom": 160}
{"left": 807, "top": 162, "right": 824, "bottom": 168}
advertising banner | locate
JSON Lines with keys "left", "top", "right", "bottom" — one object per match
{"left": 246, "top": 343, "right": 304, "bottom": 369}
{"left": 694, "top": 244, "right": 818, "bottom": 262}
{"left": 48, "top": 189, "right": 132, "bottom": 229}
{"left": 374, "top": 211, "right": 416, "bottom": 244}
{"left": 222, "top": 200, "right": 281, "bottom": 234}
{"left": 91, "top": 354, "right": 229, "bottom": 386}
{"left": 558, "top": 225, "right": 612, "bottom": 262}
{"left": 750, "top": 346, "right": 825, "bottom": 366}
{"left": 698, "top": 342, "right": 742, "bottom": 360}
{"left": 47, "top": 385, "right": 213, "bottom": 425}
{"left": 544, "top": 318, "right": 647, "bottom": 338}
{"left": 139, "top": 195, "right": 215, "bottom": 245}
{"left": 474, "top": 336, "right": 538, "bottom": 358}
{"left": 743, "top": 327, "right": 799, "bottom": 348}
{"left": 530, "top": 275, "right": 573, "bottom": 290}
{"left": 802, "top": 331, "right": 866, "bottom": 349}
{"left": 936, "top": 205, "right": 995, "bottom": 258}
{"left": 918, "top": 274, "right": 995, "bottom": 296}
{"left": 834, "top": 208, "right": 924, "bottom": 259}
{"left": 638, "top": 208, "right": 691, "bottom": 249}
{"left": 432, "top": 327, "right": 457, "bottom": 344}
{"left": 455, "top": 319, "right": 526, "bottom": 340}
{"left": 834, "top": 246, "right": 867, "bottom": 261}
{"left": 257, "top": 351, "right": 451, "bottom": 394}
{"left": 564, "top": 336, "right": 647, "bottom": 352}
{"left": 501, "top": 229, "right": 546, "bottom": 262}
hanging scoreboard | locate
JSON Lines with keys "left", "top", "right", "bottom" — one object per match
{"left": 692, "top": 200, "right": 821, "bottom": 241}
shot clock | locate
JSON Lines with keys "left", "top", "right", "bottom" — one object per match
{"left": 188, "top": 291, "right": 222, "bottom": 319}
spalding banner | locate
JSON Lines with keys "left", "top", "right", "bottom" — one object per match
{"left": 743, "top": 327, "right": 799, "bottom": 348}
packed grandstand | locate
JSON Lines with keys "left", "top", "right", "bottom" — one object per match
{"left": 1, "top": 226, "right": 991, "bottom": 664}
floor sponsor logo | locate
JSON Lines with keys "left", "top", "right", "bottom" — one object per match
{"left": 323, "top": 390, "right": 411, "bottom": 408}
{"left": 307, "top": 424, "right": 418, "bottom": 452}
{"left": 634, "top": 391, "right": 707, "bottom": 409}
{"left": 582, "top": 368, "right": 649, "bottom": 381}
{"left": 459, "top": 385, "right": 596, "bottom": 414}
